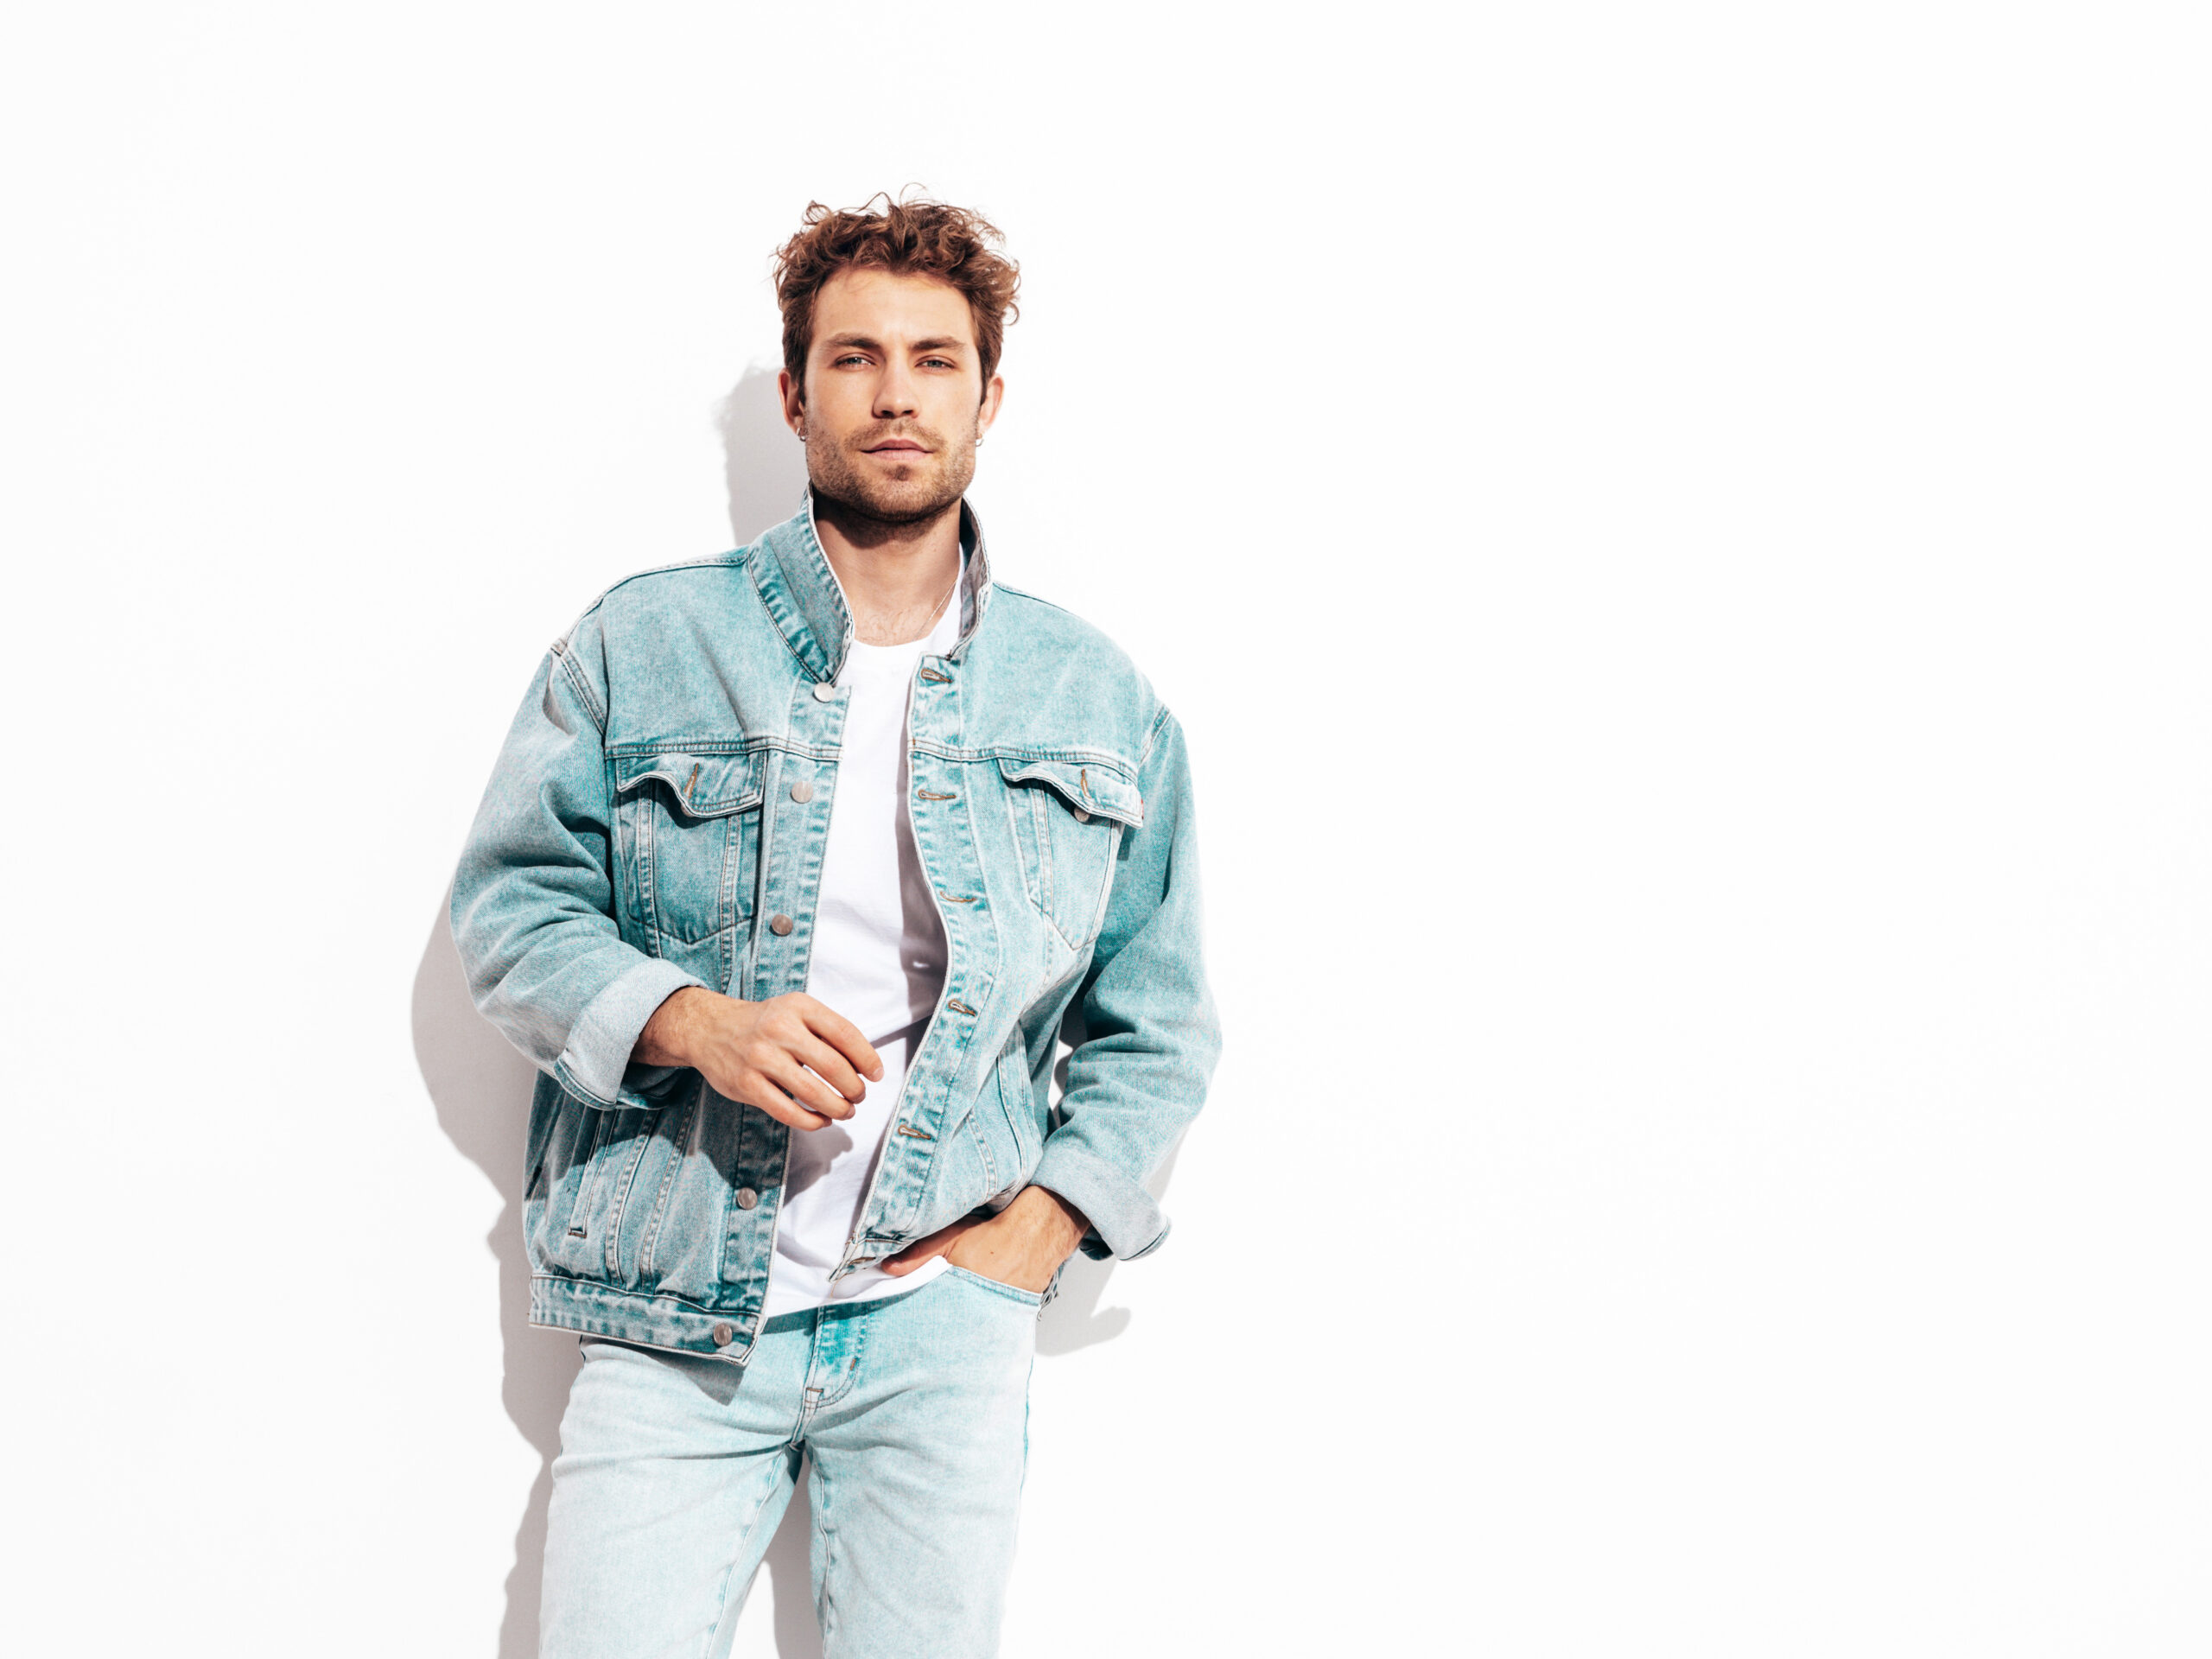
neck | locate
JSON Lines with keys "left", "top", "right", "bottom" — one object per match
{"left": 812, "top": 491, "right": 964, "bottom": 646}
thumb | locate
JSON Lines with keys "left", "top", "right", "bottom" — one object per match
{"left": 881, "top": 1218, "right": 976, "bottom": 1275}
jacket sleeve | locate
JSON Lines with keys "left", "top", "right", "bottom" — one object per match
{"left": 1031, "top": 707, "right": 1223, "bottom": 1260}
{"left": 448, "top": 636, "right": 705, "bottom": 1110}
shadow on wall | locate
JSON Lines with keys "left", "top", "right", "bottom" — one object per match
{"left": 721, "top": 362, "right": 810, "bottom": 546}
{"left": 411, "top": 899, "right": 576, "bottom": 1659}
{"left": 411, "top": 369, "right": 1164, "bottom": 1658}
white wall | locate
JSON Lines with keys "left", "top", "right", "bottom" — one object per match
{"left": 6, "top": 5, "right": 2209, "bottom": 1655}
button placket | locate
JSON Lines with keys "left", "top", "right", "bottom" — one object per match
{"left": 866, "top": 664, "right": 995, "bottom": 1237}
{"left": 755, "top": 677, "right": 846, "bottom": 1001}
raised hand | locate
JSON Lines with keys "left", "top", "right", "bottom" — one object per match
{"left": 635, "top": 987, "right": 883, "bottom": 1131}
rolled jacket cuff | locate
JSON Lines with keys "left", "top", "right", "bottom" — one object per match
{"left": 553, "top": 957, "right": 705, "bottom": 1109}
{"left": 1030, "top": 1139, "right": 1170, "bottom": 1262}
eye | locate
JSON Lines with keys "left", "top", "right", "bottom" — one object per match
{"left": 834, "top": 353, "right": 870, "bottom": 367}
{"left": 920, "top": 356, "right": 957, "bottom": 370}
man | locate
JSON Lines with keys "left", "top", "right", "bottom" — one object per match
{"left": 449, "top": 195, "right": 1220, "bottom": 1657}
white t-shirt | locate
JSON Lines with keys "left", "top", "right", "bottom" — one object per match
{"left": 760, "top": 562, "right": 965, "bottom": 1318}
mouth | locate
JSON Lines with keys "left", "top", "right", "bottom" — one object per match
{"left": 864, "top": 441, "right": 931, "bottom": 456}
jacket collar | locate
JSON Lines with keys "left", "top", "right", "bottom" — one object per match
{"left": 749, "top": 487, "right": 995, "bottom": 684}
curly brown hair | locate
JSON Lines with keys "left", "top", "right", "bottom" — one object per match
{"left": 772, "top": 194, "right": 1021, "bottom": 404}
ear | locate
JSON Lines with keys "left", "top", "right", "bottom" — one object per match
{"left": 977, "top": 372, "right": 1005, "bottom": 435}
{"left": 779, "top": 367, "right": 806, "bottom": 435}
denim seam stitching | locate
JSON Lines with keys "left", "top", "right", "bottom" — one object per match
{"left": 944, "top": 1263, "right": 1046, "bottom": 1308}
{"left": 747, "top": 541, "right": 840, "bottom": 685}
{"left": 966, "top": 1111, "right": 999, "bottom": 1195}
{"left": 551, "top": 1056, "right": 618, "bottom": 1111}
{"left": 605, "top": 737, "right": 1141, "bottom": 770}
{"left": 703, "top": 1455, "right": 789, "bottom": 1656}
{"left": 813, "top": 1454, "right": 839, "bottom": 1647}
{"left": 1003, "top": 772, "right": 1045, "bottom": 918}
{"left": 635, "top": 1094, "right": 696, "bottom": 1279}
{"left": 604, "top": 735, "right": 831, "bottom": 760}
{"left": 794, "top": 496, "right": 858, "bottom": 662}
{"left": 552, "top": 642, "right": 608, "bottom": 733}
{"left": 928, "top": 742, "right": 1138, "bottom": 772}
{"left": 601, "top": 1117, "right": 658, "bottom": 1279}
{"left": 530, "top": 1275, "right": 753, "bottom": 1330}
{"left": 583, "top": 552, "right": 743, "bottom": 614}
{"left": 1073, "top": 823, "right": 1126, "bottom": 946}
{"left": 810, "top": 1316, "right": 868, "bottom": 1413}
{"left": 628, "top": 806, "right": 749, "bottom": 948}
{"left": 1138, "top": 704, "right": 1173, "bottom": 767}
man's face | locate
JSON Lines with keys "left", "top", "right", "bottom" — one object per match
{"left": 781, "top": 267, "right": 1003, "bottom": 525}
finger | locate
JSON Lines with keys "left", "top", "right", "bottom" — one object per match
{"left": 737, "top": 1071, "right": 831, "bottom": 1133}
{"left": 882, "top": 1219, "right": 976, "bottom": 1275}
{"left": 794, "top": 995, "right": 884, "bottom": 1083}
{"left": 886, "top": 1224, "right": 959, "bottom": 1264}
{"left": 759, "top": 1050, "right": 858, "bottom": 1122}
{"left": 788, "top": 1028, "right": 868, "bottom": 1104}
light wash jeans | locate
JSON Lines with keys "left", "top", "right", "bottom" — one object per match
{"left": 540, "top": 1266, "right": 1040, "bottom": 1658}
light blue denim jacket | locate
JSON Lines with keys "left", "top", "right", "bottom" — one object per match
{"left": 449, "top": 494, "right": 1220, "bottom": 1363}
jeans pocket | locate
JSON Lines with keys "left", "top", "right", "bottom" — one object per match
{"left": 943, "top": 1263, "right": 1046, "bottom": 1310}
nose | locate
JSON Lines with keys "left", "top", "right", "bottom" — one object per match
{"left": 873, "top": 358, "right": 918, "bottom": 421}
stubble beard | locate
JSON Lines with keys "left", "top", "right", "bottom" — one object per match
{"left": 805, "top": 416, "right": 980, "bottom": 530}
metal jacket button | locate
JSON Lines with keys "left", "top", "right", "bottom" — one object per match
{"left": 1072, "top": 808, "right": 1091, "bottom": 823}
{"left": 712, "top": 1322, "right": 734, "bottom": 1346}
{"left": 790, "top": 780, "right": 814, "bottom": 803}
{"left": 812, "top": 683, "right": 836, "bottom": 702}
{"left": 735, "top": 1187, "right": 759, "bottom": 1210}
{"left": 769, "top": 913, "right": 793, "bottom": 936}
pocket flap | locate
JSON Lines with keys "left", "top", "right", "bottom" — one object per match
{"left": 995, "top": 756, "right": 1144, "bottom": 828}
{"left": 613, "top": 750, "right": 763, "bottom": 817}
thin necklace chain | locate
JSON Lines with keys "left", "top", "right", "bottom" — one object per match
{"left": 925, "top": 565, "right": 960, "bottom": 629}
{"left": 858, "top": 566, "right": 960, "bottom": 647}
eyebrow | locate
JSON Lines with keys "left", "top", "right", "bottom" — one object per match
{"left": 821, "top": 332, "right": 969, "bottom": 355}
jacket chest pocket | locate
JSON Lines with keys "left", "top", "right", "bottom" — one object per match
{"left": 613, "top": 748, "right": 763, "bottom": 947}
{"left": 998, "top": 756, "right": 1143, "bottom": 948}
